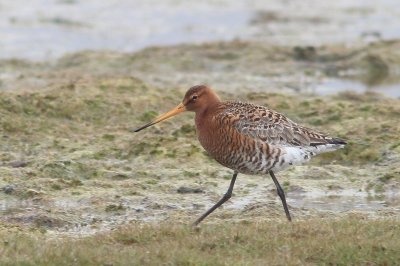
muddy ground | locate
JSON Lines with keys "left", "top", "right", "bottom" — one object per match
{"left": 0, "top": 39, "right": 400, "bottom": 236}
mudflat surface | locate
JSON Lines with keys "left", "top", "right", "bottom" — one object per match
{"left": 1, "top": 40, "right": 399, "bottom": 236}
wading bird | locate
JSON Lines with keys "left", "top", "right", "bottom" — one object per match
{"left": 134, "top": 85, "right": 346, "bottom": 226}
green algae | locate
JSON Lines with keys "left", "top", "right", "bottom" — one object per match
{"left": 105, "top": 203, "right": 125, "bottom": 212}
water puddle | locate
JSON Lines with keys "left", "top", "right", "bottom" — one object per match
{"left": 312, "top": 78, "right": 400, "bottom": 98}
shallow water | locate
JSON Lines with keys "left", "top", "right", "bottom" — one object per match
{"left": 0, "top": 0, "right": 253, "bottom": 61}
{"left": 313, "top": 78, "right": 400, "bottom": 98}
{"left": 1, "top": 0, "right": 400, "bottom": 61}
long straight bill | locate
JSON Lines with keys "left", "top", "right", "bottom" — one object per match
{"left": 133, "top": 103, "right": 186, "bottom": 132}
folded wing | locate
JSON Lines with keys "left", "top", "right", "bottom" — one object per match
{"left": 218, "top": 101, "right": 346, "bottom": 148}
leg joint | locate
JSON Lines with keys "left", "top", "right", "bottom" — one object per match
{"left": 223, "top": 192, "right": 232, "bottom": 200}
{"left": 276, "top": 187, "right": 285, "bottom": 199}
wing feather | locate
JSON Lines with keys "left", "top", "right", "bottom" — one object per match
{"left": 217, "top": 101, "right": 345, "bottom": 147}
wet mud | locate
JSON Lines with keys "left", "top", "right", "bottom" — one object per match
{"left": 1, "top": 39, "right": 400, "bottom": 235}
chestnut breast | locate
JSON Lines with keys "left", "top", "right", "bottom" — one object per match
{"left": 194, "top": 107, "right": 268, "bottom": 174}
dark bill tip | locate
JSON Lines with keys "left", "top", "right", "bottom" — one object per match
{"left": 132, "top": 122, "right": 155, "bottom": 132}
{"left": 132, "top": 103, "right": 186, "bottom": 133}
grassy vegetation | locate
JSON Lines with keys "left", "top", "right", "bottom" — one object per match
{"left": 0, "top": 73, "right": 399, "bottom": 223}
{"left": 1, "top": 40, "right": 400, "bottom": 265}
{"left": 1, "top": 217, "right": 400, "bottom": 265}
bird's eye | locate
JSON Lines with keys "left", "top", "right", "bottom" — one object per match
{"left": 191, "top": 95, "right": 198, "bottom": 101}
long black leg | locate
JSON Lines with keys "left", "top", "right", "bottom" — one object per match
{"left": 269, "top": 170, "right": 292, "bottom": 221}
{"left": 192, "top": 171, "right": 238, "bottom": 226}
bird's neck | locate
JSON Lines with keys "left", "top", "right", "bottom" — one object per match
{"left": 194, "top": 101, "right": 226, "bottom": 140}
{"left": 194, "top": 101, "right": 230, "bottom": 162}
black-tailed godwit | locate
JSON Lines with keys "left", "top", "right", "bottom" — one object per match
{"left": 134, "top": 85, "right": 346, "bottom": 225}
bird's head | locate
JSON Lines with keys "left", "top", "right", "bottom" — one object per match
{"left": 133, "top": 84, "right": 220, "bottom": 132}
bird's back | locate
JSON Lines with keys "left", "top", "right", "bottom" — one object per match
{"left": 196, "top": 101, "right": 346, "bottom": 174}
